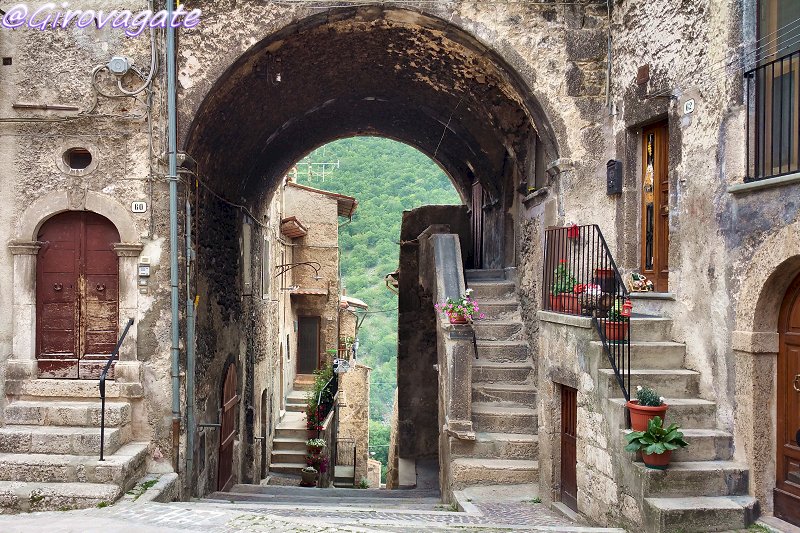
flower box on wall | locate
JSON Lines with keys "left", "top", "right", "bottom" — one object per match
{"left": 281, "top": 216, "right": 308, "bottom": 238}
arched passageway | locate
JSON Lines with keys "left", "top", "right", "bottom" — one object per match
{"left": 182, "top": 6, "right": 558, "bottom": 495}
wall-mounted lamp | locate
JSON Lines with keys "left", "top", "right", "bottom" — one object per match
{"left": 274, "top": 261, "right": 322, "bottom": 280}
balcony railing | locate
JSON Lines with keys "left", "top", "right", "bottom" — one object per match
{"left": 746, "top": 50, "right": 800, "bottom": 181}
{"left": 542, "top": 225, "right": 632, "bottom": 401}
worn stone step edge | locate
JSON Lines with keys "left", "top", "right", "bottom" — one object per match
{"left": 0, "top": 425, "right": 127, "bottom": 456}
{"left": 0, "top": 480, "right": 121, "bottom": 513}
{"left": 4, "top": 400, "right": 132, "bottom": 428}
{"left": 643, "top": 495, "right": 758, "bottom": 532}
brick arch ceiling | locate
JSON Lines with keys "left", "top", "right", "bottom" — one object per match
{"left": 184, "top": 7, "right": 554, "bottom": 201}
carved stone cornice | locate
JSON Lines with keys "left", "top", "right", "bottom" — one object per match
{"left": 113, "top": 242, "right": 145, "bottom": 257}
{"left": 8, "top": 240, "right": 43, "bottom": 255}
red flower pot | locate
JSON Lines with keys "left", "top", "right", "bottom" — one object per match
{"left": 449, "top": 313, "right": 468, "bottom": 324}
{"left": 558, "top": 293, "right": 581, "bottom": 315}
{"left": 642, "top": 449, "right": 672, "bottom": 470}
{"left": 604, "top": 320, "right": 629, "bottom": 341}
{"left": 549, "top": 294, "right": 563, "bottom": 311}
{"left": 626, "top": 400, "right": 669, "bottom": 432}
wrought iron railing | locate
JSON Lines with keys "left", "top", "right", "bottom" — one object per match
{"left": 542, "top": 225, "right": 632, "bottom": 401}
{"left": 745, "top": 50, "right": 800, "bottom": 181}
{"left": 98, "top": 317, "right": 135, "bottom": 460}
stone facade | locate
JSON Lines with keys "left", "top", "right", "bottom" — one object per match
{"left": 3, "top": 0, "right": 799, "bottom": 530}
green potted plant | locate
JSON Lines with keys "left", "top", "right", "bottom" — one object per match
{"left": 624, "top": 416, "right": 688, "bottom": 470}
{"left": 306, "top": 438, "right": 326, "bottom": 455}
{"left": 626, "top": 385, "right": 668, "bottom": 431}
{"left": 603, "top": 298, "right": 629, "bottom": 341}
{"left": 435, "top": 288, "right": 486, "bottom": 324}
{"left": 551, "top": 259, "right": 579, "bottom": 313}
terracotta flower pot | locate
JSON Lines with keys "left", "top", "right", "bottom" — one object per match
{"left": 549, "top": 294, "right": 563, "bottom": 312}
{"left": 642, "top": 449, "right": 672, "bottom": 470}
{"left": 604, "top": 320, "right": 629, "bottom": 342}
{"left": 300, "top": 467, "right": 318, "bottom": 486}
{"left": 626, "top": 400, "right": 669, "bottom": 432}
{"left": 558, "top": 293, "right": 581, "bottom": 315}
{"left": 449, "top": 313, "right": 468, "bottom": 324}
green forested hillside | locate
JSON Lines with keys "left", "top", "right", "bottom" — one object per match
{"left": 296, "top": 137, "right": 459, "bottom": 472}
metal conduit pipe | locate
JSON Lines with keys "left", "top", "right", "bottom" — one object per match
{"left": 166, "top": 0, "right": 181, "bottom": 474}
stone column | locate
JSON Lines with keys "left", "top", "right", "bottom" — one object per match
{"left": 113, "top": 243, "right": 143, "bottom": 385}
{"left": 7, "top": 240, "right": 42, "bottom": 380}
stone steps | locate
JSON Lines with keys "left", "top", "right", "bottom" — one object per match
{"left": 465, "top": 280, "right": 516, "bottom": 299}
{"left": 472, "top": 320, "right": 524, "bottom": 340}
{"left": 608, "top": 397, "right": 718, "bottom": 429}
{"left": 472, "top": 383, "right": 536, "bottom": 407}
{"left": 475, "top": 299, "right": 520, "bottom": 320}
{"left": 4, "top": 400, "right": 131, "bottom": 428}
{"left": 632, "top": 460, "right": 749, "bottom": 498}
{"left": 451, "top": 458, "right": 538, "bottom": 490}
{"left": 224, "top": 484, "right": 440, "bottom": 499}
{"left": 474, "top": 340, "right": 529, "bottom": 363}
{"left": 0, "top": 481, "right": 121, "bottom": 513}
{"left": 643, "top": 496, "right": 759, "bottom": 533}
{"left": 286, "top": 403, "right": 306, "bottom": 413}
{"left": 622, "top": 428, "right": 733, "bottom": 462}
{"left": 472, "top": 361, "right": 533, "bottom": 384}
{"left": 593, "top": 341, "right": 685, "bottom": 369}
{"left": 0, "top": 425, "right": 126, "bottom": 456}
{"left": 269, "top": 462, "right": 307, "bottom": 475}
{"left": 451, "top": 432, "right": 538, "bottom": 460}
{"left": 271, "top": 449, "right": 308, "bottom": 464}
{"left": 0, "top": 442, "right": 148, "bottom": 485}
{"left": 628, "top": 316, "right": 673, "bottom": 342}
{"left": 471, "top": 403, "right": 537, "bottom": 434}
{"left": 464, "top": 269, "right": 509, "bottom": 282}
{"left": 4, "top": 379, "right": 144, "bottom": 400}
{"left": 600, "top": 368, "right": 701, "bottom": 398}
{"left": 272, "top": 437, "right": 307, "bottom": 452}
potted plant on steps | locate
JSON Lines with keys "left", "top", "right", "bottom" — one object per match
{"left": 627, "top": 385, "right": 668, "bottom": 431}
{"left": 306, "top": 438, "right": 326, "bottom": 455}
{"left": 435, "top": 288, "right": 486, "bottom": 324}
{"left": 624, "top": 416, "right": 689, "bottom": 470}
{"left": 603, "top": 298, "right": 630, "bottom": 341}
{"left": 300, "top": 466, "right": 318, "bottom": 487}
{"left": 551, "top": 259, "right": 579, "bottom": 313}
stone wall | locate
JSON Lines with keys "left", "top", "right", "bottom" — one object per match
{"left": 337, "top": 363, "right": 371, "bottom": 483}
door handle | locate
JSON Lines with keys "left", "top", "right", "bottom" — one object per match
{"left": 53, "top": 283, "right": 62, "bottom": 291}
{"left": 793, "top": 374, "right": 800, "bottom": 393}
{"left": 96, "top": 284, "right": 105, "bottom": 291}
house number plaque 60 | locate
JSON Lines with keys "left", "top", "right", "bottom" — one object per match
{"left": 131, "top": 201, "right": 147, "bottom": 213}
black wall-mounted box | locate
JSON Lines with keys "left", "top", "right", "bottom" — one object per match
{"left": 606, "top": 159, "right": 623, "bottom": 195}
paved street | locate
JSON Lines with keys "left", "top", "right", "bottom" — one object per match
{"left": 0, "top": 485, "right": 627, "bottom": 533}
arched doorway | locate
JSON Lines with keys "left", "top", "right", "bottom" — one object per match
{"left": 776, "top": 272, "right": 800, "bottom": 526}
{"left": 218, "top": 363, "right": 239, "bottom": 491}
{"left": 36, "top": 211, "right": 120, "bottom": 379}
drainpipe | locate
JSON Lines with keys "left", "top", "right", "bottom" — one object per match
{"left": 166, "top": 0, "right": 181, "bottom": 474}
{"left": 186, "top": 197, "right": 196, "bottom": 488}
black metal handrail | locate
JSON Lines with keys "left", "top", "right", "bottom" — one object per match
{"left": 542, "top": 225, "right": 631, "bottom": 401}
{"left": 99, "top": 317, "right": 134, "bottom": 461}
{"left": 745, "top": 49, "right": 800, "bottom": 182}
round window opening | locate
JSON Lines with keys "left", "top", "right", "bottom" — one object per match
{"left": 63, "top": 147, "right": 92, "bottom": 170}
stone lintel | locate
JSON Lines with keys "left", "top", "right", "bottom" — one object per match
{"left": 113, "top": 242, "right": 145, "bottom": 257}
{"left": 8, "top": 240, "right": 43, "bottom": 255}
{"left": 732, "top": 330, "right": 779, "bottom": 354}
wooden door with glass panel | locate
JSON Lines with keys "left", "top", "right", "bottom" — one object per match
{"left": 776, "top": 272, "right": 800, "bottom": 527}
{"left": 641, "top": 121, "right": 669, "bottom": 293}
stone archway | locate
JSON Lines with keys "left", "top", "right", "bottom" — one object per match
{"left": 733, "top": 221, "right": 800, "bottom": 513}
{"left": 7, "top": 190, "right": 142, "bottom": 386}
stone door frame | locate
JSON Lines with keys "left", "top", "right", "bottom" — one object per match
{"left": 6, "top": 190, "right": 143, "bottom": 389}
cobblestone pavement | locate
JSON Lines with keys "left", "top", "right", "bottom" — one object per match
{"left": 0, "top": 499, "right": 627, "bottom": 533}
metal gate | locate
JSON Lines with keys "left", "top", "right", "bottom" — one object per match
{"left": 217, "top": 363, "right": 239, "bottom": 491}
{"left": 471, "top": 180, "right": 484, "bottom": 269}
{"left": 560, "top": 384, "right": 578, "bottom": 511}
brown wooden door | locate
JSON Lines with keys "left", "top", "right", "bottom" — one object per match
{"left": 560, "top": 385, "right": 578, "bottom": 511}
{"left": 218, "top": 363, "right": 239, "bottom": 491}
{"left": 36, "top": 212, "right": 119, "bottom": 379}
{"left": 641, "top": 121, "right": 669, "bottom": 292}
{"left": 297, "top": 316, "right": 320, "bottom": 375}
{"left": 776, "top": 273, "right": 800, "bottom": 526}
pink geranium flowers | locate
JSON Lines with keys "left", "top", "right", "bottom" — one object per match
{"left": 435, "top": 288, "right": 486, "bottom": 322}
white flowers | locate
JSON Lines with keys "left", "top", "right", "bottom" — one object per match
{"left": 636, "top": 385, "right": 642, "bottom": 391}
{"left": 465, "top": 288, "right": 473, "bottom": 294}
{"left": 659, "top": 397, "right": 665, "bottom": 403}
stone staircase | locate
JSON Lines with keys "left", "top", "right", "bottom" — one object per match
{"left": 269, "top": 383, "right": 310, "bottom": 477}
{"left": 450, "top": 269, "right": 538, "bottom": 489}
{"left": 203, "top": 483, "right": 441, "bottom": 510}
{"left": 600, "top": 316, "right": 757, "bottom": 532}
{"left": 0, "top": 380, "right": 148, "bottom": 512}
